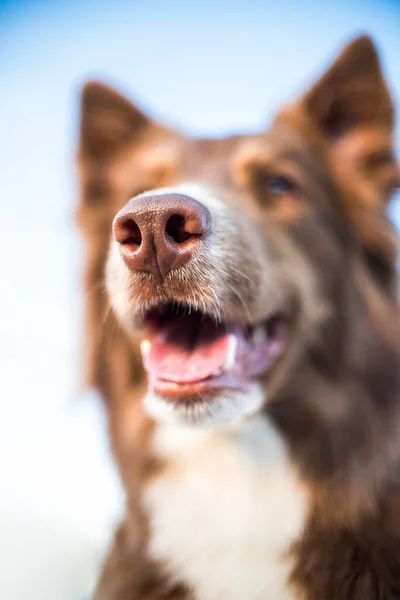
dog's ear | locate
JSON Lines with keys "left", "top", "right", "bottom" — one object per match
{"left": 278, "top": 36, "right": 399, "bottom": 290}
{"left": 79, "top": 81, "right": 150, "bottom": 159}
{"left": 280, "top": 36, "right": 399, "bottom": 201}
{"left": 76, "top": 82, "right": 154, "bottom": 395}
{"left": 303, "top": 36, "right": 393, "bottom": 138}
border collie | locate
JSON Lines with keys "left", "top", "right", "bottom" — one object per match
{"left": 76, "top": 36, "right": 400, "bottom": 599}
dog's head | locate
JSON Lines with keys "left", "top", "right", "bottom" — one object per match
{"left": 77, "top": 36, "right": 399, "bottom": 429}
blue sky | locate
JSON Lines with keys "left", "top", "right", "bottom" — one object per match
{"left": 1, "top": 0, "right": 400, "bottom": 225}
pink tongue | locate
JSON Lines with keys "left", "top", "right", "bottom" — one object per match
{"left": 143, "top": 314, "right": 230, "bottom": 383}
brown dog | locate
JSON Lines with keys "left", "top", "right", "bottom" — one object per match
{"left": 76, "top": 36, "right": 400, "bottom": 599}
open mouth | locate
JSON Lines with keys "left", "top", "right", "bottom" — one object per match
{"left": 139, "top": 302, "right": 287, "bottom": 401}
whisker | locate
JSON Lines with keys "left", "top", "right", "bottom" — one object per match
{"left": 224, "top": 281, "right": 252, "bottom": 322}
{"left": 102, "top": 304, "right": 113, "bottom": 325}
{"left": 87, "top": 280, "right": 108, "bottom": 295}
{"left": 224, "top": 266, "right": 256, "bottom": 288}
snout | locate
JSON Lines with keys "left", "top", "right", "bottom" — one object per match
{"left": 113, "top": 192, "right": 211, "bottom": 280}
{"left": 107, "top": 183, "right": 274, "bottom": 328}
{"left": 106, "top": 183, "right": 291, "bottom": 425}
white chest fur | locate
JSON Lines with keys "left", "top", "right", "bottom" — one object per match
{"left": 144, "top": 416, "right": 308, "bottom": 600}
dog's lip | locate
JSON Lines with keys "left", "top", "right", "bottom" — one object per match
{"left": 138, "top": 301, "right": 288, "bottom": 400}
{"left": 150, "top": 371, "right": 249, "bottom": 402}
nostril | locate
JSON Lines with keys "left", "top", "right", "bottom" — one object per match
{"left": 166, "top": 215, "right": 194, "bottom": 244}
{"left": 116, "top": 218, "right": 142, "bottom": 247}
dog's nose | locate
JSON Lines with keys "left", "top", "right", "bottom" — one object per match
{"left": 113, "top": 192, "right": 211, "bottom": 280}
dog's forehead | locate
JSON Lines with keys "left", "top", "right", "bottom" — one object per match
{"left": 177, "top": 135, "right": 246, "bottom": 169}
{"left": 184, "top": 128, "right": 299, "bottom": 160}
{"left": 170, "top": 126, "right": 309, "bottom": 179}
{"left": 177, "top": 135, "right": 244, "bottom": 182}
{"left": 129, "top": 125, "right": 317, "bottom": 196}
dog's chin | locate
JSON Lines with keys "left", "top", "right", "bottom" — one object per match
{"left": 133, "top": 301, "right": 288, "bottom": 428}
{"left": 143, "top": 384, "right": 265, "bottom": 428}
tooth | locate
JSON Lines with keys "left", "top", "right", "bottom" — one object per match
{"left": 252, "top": 324, "right": 267, "bottom": 344}
{"left": 140, "top": 339, "right": 151, "bottom": 358}
{"left": 222, "top": 334, "right": 238, "bottom": 371}
{"left": 212, "top": 367, "right": 223, "bottom": 377}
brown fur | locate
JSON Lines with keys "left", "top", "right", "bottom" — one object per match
{"left": 76, "top": 36, "right": 400, "bottom": 599}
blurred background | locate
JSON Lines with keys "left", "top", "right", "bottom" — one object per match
{"left": 1, "top": 0, "right": 399, "bottom": 598}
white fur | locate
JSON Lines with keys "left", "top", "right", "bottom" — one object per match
{"left": 145, "top": 415, "right": 308, "bottom": 600}
{"left": 143, "top": 383, "right": 265, "bottom": 428}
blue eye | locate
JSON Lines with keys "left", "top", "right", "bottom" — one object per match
{"left": 265, "top": 176, "right": 294, "bottom": 195}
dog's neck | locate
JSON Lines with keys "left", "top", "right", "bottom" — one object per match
{"left": 269, "top": 265, "right": 400, "bottom": 526}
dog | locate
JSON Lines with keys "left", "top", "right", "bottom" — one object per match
{"left": 76, "top": 35, "right": 400, "bottom": 599}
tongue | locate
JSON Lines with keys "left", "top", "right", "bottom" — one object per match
{"left": 143, "top": 314, "right": 231, "bottom": 383}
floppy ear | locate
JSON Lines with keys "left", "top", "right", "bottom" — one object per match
{"left": 79, "top": 81, "right": 150, "bottom": 159}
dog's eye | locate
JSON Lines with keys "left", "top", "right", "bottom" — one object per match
{"left": 251, "top": 171, "right": 300, "bottom": 209}
{"left": 263, "top": 176, "right": 295, "bottom": 196}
